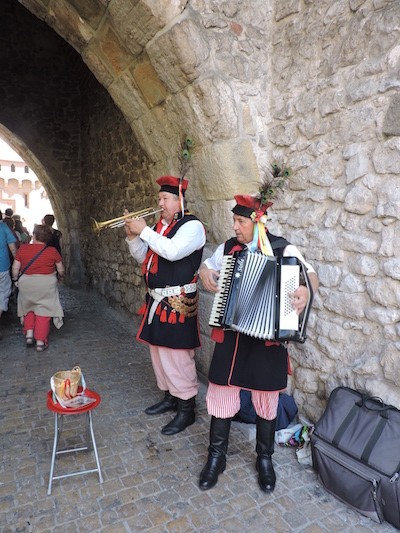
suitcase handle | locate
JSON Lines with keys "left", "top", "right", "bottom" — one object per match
{"left": 356, "top": 395, "right": 399, "bottom": 416}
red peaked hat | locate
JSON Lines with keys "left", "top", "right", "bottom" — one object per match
{"left": 232, "top": 195, "right": 273, "bottom": 220}
{"left": 156, "top": 175, "right": 188, "bottom": 195}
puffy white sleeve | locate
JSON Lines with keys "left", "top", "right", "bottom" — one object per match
{"left": 140, "top": 220, "right": 206, "bottom": 261}
{"left": 125, "top": 236, "right": 148, "bottom": 264}
{"left": 203, "top": 243, "right": 225, "bottom": 272}
{"left": 283, "top": 245, "right": 316, "bottom": 274}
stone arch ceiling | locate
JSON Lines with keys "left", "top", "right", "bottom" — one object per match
{"left": 17, "top": 0, "right": 265, "bottom": 242}
{"left": 1, "top": 0, "right": 108, "bottom": 284}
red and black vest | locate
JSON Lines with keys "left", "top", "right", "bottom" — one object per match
{"left": 143, "top": 214, "right": 203, "bottom": 289}
{"left": 136, "top": 214, "right": 204, "bottom": 349}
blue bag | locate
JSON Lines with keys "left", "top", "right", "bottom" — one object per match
{"left": 234, "top": 390, "right": 298, "bottom": 430}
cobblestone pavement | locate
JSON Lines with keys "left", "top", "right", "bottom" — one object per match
{"left": 0, "top": 286, "right": 397, "bottom": 533}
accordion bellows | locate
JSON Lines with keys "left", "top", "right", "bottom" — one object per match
{"left": 209, "top": 251, "right": 313, "bottom": 343}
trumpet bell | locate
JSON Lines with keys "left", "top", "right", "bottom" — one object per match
{"left": 92, "top": 208, "right": 162, "bottom": 235}
{"left": 91, "top": 217, "right": 103, "bottom": 235}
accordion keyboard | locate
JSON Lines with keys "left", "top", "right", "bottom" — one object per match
{"left": 209, "top": 254, "right": 236, "bottom": 327}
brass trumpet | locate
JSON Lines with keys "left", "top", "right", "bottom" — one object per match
{"left": 91, "top": 207, "right": 162, "bottom": 235}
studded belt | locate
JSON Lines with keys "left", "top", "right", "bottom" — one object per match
{"left": 147, "top": 283, "right": 197, "bottom": 324}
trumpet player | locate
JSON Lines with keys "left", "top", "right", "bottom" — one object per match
{"left": 125, "top": 175, "right": 206, "bottom": 435}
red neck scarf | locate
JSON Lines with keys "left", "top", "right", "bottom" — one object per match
{"left": 141, "top": 218, "right": 177, "bottom": 278}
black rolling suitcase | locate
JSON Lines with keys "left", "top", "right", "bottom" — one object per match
{"left": 311, "top": 386, "right": 400, "bottom": 528}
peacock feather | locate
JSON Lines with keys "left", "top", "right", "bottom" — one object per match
{"left": 178, "top": 136, "right": 194, "bottom": 180}
{"left": 258, "top": 162, "right": 291, "bottom": 205}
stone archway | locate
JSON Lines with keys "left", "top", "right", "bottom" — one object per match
{"left": 4, "top": 0, "right": 267, "bottom": 285}
{"left": 18, "top": 0, "right": 267, "bottom": 242}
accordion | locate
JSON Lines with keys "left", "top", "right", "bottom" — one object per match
{"left": 209, "top": 251, "right": 313, "bottom": 343}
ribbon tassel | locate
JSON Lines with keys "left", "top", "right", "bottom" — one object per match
{"left": 257, "top": 222, "right": 273, "bottom": 256}
{"left": 168, "top": 310, "right": 177, "bottom": 324}
{"left": 160, "top": 307, "right": 167, "bottom": 322}
{"left": 137, "top": 302, "right": 147, "bottom": 316}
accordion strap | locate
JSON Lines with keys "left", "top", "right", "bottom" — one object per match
{"left": 271, "top": 238, "right": 290, "bottom": 250}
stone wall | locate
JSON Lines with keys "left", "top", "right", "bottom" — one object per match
{"left": 264, "top": 0, "right": 400, "bottom": 419}
{"left": 6, "top": 0, "right": 400, "bottom": 421}
{"left": 80, "top": 75, "right": 153, "bottom": 311}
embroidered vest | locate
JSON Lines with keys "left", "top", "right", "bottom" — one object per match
{"left": 144, "top": 214, "right": 204, "bottom": 289}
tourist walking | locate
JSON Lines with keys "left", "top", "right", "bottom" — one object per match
{"left": 0, "top": 210, "right": 17, "bottom": 339}
{"left": 12, "top": 224, "right": 65, "bottom": 351}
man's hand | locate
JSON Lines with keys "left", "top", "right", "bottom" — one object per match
{"left": 124, "top": 209, "right": 147, "bottom": 240}
{"left": 199, "top": 264, "right": 220, "bottom": 293}
{"left": 290, "top": 285, "right": 309, "bottom": 315}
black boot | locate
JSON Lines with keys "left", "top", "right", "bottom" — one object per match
{"left": 199, "top": 416, "right": 232, "bottom": 490}
{"left": 161, "top": 396, "right": 196, "bottom": 435}
{"left": 255, "top": 416, "right": 277, "bottom": 493}
{"left": 145, "top": 391, "right": 178, "bottom": 415}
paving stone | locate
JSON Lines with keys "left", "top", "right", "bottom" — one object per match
{"left": 77, "top": 513, "right": 102, "bottom": 532}
{"left": 124, "top": 512, "right": 153, "bottom": 531}
{"left": 0, "top": 287, "right": 398, "bottom": 532}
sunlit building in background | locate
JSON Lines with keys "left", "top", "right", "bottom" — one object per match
{"left": 0, "top": 138, "right": 53, "bottom": 232}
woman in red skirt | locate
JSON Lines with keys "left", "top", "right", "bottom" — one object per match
{"left": 12, "top": 224, "right": 65, "bottom": 352}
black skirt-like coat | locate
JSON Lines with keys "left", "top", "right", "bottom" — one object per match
{"left": 136, "top": 214, "right": 203, "bottom": 349}
{"left": 208, "top": 234, "right": 290, "bottom": 392}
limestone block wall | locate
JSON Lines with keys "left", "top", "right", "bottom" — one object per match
{"left": 263, "top": 0, "right": 400, "bottom": 420}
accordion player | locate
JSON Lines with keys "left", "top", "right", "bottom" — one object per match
{"left": 209, "top": 250, "right": 313, "bottom": 343}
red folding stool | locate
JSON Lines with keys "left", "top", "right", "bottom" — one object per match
{"left": 46, "top": 387, "right": 103, "bottom": 495}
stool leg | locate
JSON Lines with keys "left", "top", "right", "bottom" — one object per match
{"left": 58, "top": 413, "right": 63, "bottom": 436}
{"left": 88, "top": 411, "right": 103, "bottom": 483}
{"left": 47, "top": 413, "right": 60, "bottom": 495}
{"left": 85, "top": 412, "right": 92, "bottom": 451}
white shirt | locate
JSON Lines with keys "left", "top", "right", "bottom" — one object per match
{"left": 204, "top": 242, "right": 315, "bottom": 273}
{"left": 126, "top": 218, "right": 206, "bottom": 264}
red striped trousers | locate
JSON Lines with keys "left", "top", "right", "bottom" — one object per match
{"left": 206, "top": 382, "right": 280, "bottom": 421}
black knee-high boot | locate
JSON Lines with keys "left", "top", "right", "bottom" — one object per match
{"left": 199, "top": 416, "right": 232, "bottom": 490}
{"left": 255, "top": 416, "right": 277, "bottom": 493}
